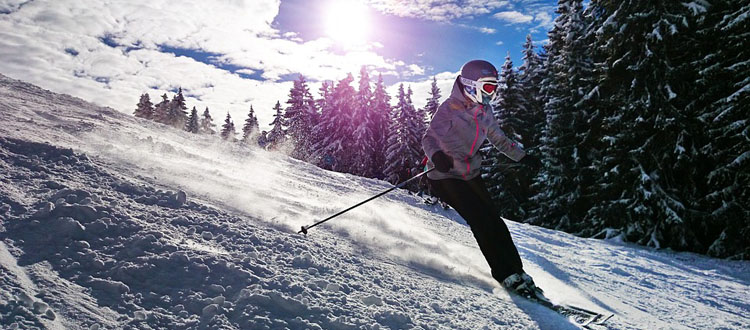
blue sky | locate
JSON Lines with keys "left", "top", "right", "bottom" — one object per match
{"left": 274, "top": 0, "right": 554, "bottom": 84}
{"left": 0, "top": 0, "right": 558, "bottom": 128}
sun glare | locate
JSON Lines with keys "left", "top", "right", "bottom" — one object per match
{"left": 325, "top": 0, "right": 370, "bottom": 47}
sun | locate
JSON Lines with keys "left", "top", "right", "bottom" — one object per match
{"left": 325, "top": 0, "right": 370, "bottom": 47}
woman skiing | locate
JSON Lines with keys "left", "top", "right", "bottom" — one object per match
{"left": 422, "top": 59, "right": 541, "bottom": 296}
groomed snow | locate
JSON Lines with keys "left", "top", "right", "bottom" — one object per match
{"left": 0, "top": 73, "right": 748, "bottom": 329}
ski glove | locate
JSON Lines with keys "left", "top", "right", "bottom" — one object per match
{"left": 520, "top": 154, "right": 542, "bottom": 169}
{"left": 432, "top": 151, "right": 454, "bottom": 173}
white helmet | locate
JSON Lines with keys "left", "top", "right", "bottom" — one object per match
{"left": 459, "top": 60, "right": 499, "bottom": 105}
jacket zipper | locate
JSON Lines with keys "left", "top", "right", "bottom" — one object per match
{"left": 463, "top": 105, "right": 482, "bottom": 179}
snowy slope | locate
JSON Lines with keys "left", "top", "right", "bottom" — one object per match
{"left": 0, "top": 73, "right": 748, "bottom": 329}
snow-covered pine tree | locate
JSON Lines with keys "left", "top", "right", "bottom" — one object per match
{"left": 584, "top": 0, "right": 701, "bottom": 250}
{"left": 514, "top": 35, "right": 549, "bottom": 219}
{"left": 220, "top": 112, "right": 237, "bottom": 141}
{"left": 350, "top": 66, "right": 376, "bottom": 177}
{"left": 284, "top": 75, "right": 318, "bottom": 161}
{"left": 165, "top": 88, "right": 189, "bottom": 129}
{"left": 384, "top": 84, "right": 422, "bottom": 188}
{"left": 483, "top": 53, "right": 532, "bottom": 221}
{"left": 185, "top": 106, "right": 200, "bottom": 134}
{"left": 424, "top": 76, "right": 441, "bottom": 120}
{"left": 691, "top": 0, "right": 750, "bottom": 258}
{"left": 531, "top": 0, "right": 584, "bottom": 230}
{"left": 407, "top": 86, "right": 428, "bottom": 143}
{"left": 200, "top": 107, "right": 216, "bottom": 134}
{"left": 370, "top": 74, "right": 392, "bottom": 179}
{"left": 267, "top": 101, "right": 287, "bottom": 150}
{"left": 518, "top": 35, "right": 546, "bottom": 149}
{"left": 134, "top": 93, "right": 154, "bottom": 119}
{"left": 312, "top": 74, "right": 356, "bottom": 173}
{"left": 310, "top": 81, "right": 334, "bottom": 167}
{"left": 152, "top": 94, "right": 170, "bottom": 124}
{"left": 496, "top": 52, "right": 527, "bottom": 144}
{"left": 242, "top": 105, "right": 260, "bottom": 144}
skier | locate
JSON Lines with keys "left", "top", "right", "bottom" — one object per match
{"left": 422, "top": 60, "right": 542, "bottom": 296}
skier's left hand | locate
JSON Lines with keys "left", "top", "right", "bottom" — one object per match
{"left": 519, "top": 154, "right": 542, "bottom": 169}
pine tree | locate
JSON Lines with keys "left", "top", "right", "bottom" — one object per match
{"left": 527, "top": 0, "right": 602, "bottom": 232}
{"left": 531, "top": 0, "right": 581, "bottom": 229}
{"left": 424, "top": 76, "right": 441, "bottom": 120}
{"left": 242, "top": 105, "right": 260, "bottom": 143}
{"left": 152, "top": 94, "right": 170, "bottom": 124}
{"left": 496, "top": 53, "right": 527, "bottom": 142}
{"left": 691, "top": 0, "right": 750, "bottom": 258}
{"left": 284, "top": 75, "right": 318, "bottom": 160}
{"left": 200, "top": 107, "right": 216, "bottom": 134}
{"left": 384, "top": 84, "right": 422, "bottom": 188}
{"left": 220, "top": 112, "right": 236, "bottom": 141}
{"left": 312, "top": 74, "right": 356, "bottom": 173}
{"left": 185, "top": 106, "right": 200, "bottom": 133}
{"left": 583, "top": 0, "right": 701, "bottom": 250}
{"left": 408, "top": 86, "right": 428, "bottom": 142}
{"left": 518, "top": 35, "right": 546, "bottom": 149}
{"left": 134, "top": 93, "right": 154, "bottom": 119}
{"left": 370, "top": 74, "right": 392, "bottom": 179}
{"left": 483, "top": 53, "right": 532, "bottom": 221}
{"left": 350, "top": 66, "right": 375, "bottom": 177}
{"left": 267, "top": 101, "right": 286, "bottom": 150}
{"left": 165, "top": 88, "right": 189, "bottom": 129}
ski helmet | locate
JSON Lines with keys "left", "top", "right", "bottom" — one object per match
{"left": 459, "top": 60, "right": 499, "bottom": 105}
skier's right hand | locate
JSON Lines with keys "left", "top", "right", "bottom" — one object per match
{"left": 431, "top": 151, "right": 454, "bottom": 173}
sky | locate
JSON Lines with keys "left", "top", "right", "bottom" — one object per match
{"left": 0, "top": 0, "right": 557, "bottom": 129}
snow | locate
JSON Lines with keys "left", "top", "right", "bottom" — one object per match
{"left": 665, "top": 84, "right": 677, "bottom": 100}
{"left": 725, "top": 82, "right": 749, "bottom": 103}
{"left": 682, "top": 2, "right": 709, "bottom": 16}
{"left": 0, "top": 73, "right": 749, "bottom": 329}
{"left": 731, "top": 151, "right": 750, "bottom": 167}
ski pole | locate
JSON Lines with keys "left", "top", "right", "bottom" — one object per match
{"left": 299, "top": 168, "right": 436, "bottom": 235}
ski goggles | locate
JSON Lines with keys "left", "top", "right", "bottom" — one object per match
{"left": 460, "top": 76, "right": 499, "bottom": 101}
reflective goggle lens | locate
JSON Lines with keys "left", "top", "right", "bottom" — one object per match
{"left": 482, "top": 83, "right": 497, "bottom": 94}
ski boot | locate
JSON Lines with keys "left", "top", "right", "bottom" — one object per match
{"left": 502, "top": 272, "right": 544, "bottom": 300}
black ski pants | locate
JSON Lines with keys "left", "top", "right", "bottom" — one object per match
{"left": 428, "top": 175, "right": 524, "bottom": 283}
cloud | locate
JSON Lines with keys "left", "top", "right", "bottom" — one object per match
{"left": 456, "top": 23, "right": 497, "bottom": 34}
{"left": 495, "top": 41, "right": 504, "bottom": 45}
{"left": 367, "top": 0, "right": 509, "bottom": 21}
{"left": 387, "top": 71, "right": 458, "bottom": 110}
{"left": 493, "top": 11, "right": 534, "bottom": 24}
{"left": 533, "top": 11, "right": 555, "bottom": 30}
{"left": 478, "top": 27, "right": 497, "bottom": 34}
{"left": 408, "top": 64, "right": 426, "bottom": 76}
{"left": 0, "top": 0, "right": 420, "bottom": 130}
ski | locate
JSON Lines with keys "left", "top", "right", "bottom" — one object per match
{"left": 510, "top": 289, "right": 614, "bottom": 328}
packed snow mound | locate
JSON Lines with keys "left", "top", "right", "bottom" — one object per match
{"left": 0, "top": 73, "right": 749, "bottom": 329}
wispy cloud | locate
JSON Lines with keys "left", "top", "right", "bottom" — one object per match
{"left": 479, "top": 27, "right": 498, "bottom": 34}
{"left": 388, "top": 71, "right": 458, "bottom": 110}
{"left": 532, "top": 11, "right": 555, "bottom": 30}
{"left": 493, "top": 11, "right": 534, "bottom": 24}
{"left": 456, "top": 23, "right": 497, "bottom": 34}
{"left": 367, "top": 0, "right": 509, "bottom": 21}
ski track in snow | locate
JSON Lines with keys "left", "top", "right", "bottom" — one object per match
{"left": 0, "top": 73, "right": 748, "bottom": 329}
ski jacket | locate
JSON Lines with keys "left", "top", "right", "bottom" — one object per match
{"left": 422, "top": 77, "right": 525, "bottom": 181}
